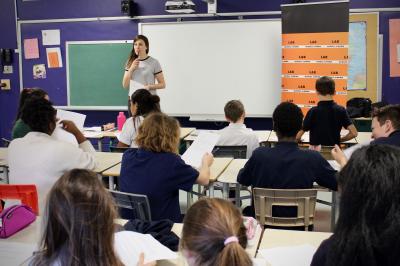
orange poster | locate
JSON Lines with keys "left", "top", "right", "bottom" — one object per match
{"left": 389, "top": 19, "right": 400, "bottom": 77}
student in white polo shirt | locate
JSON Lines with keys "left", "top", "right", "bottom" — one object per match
{"left": 217, "top": 100, "right": 259, "bottom": 158}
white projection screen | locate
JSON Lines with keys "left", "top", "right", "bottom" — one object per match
{"left": 140, "top": 19, "right": 282, "bottom": 118}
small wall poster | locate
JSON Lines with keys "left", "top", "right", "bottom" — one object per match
{"left": 33, "top": 64, "right": 46, "bottom": 79}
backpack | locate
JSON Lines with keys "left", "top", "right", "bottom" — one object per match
{"left": 346, "top": 98, "right": 372, "bottom": 118}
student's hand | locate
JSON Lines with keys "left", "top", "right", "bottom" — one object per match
{"left": 137, "top": 252, "right": 156, "bottom": 266}
{"left": 130, "top": 59, "right": 140, "bottom": 71}
{"left": 331, "top": 144, "right": 347, "bottom": 168}
{"left": 202, "top": 152, "right": 214, "bottom": 167}
{"left": 60, "top": 120, "right": 86, "bottom": 144}
{"left": 60, "top": 120, "right": 80, "bottom": 135}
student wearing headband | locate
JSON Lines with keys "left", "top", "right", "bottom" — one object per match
{"left": 180, "top": 198, "right": 252, "bottom": 266}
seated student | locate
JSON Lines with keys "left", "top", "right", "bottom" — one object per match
{"left": 7, "top": 98, "right": 96, "bottom": 214}
{"left": 120, "top": 112, "right": 213, "bottom": 222}
{"left": 296, "top": 76, "right": 358, "bottom": 147}
{"left": 12, "top": 87, "right": 49, "bottom": 139}
{"left": 217, "top": 100, "right": 259, "bottom": 158}
{"left": 369, "top": 104, "right": 400, "bottom": 146}
{"left": 330, "top": 104, "right": 400, "bottom": 168}
{"left": 311, "top": 145, "right": 400, "bottom": 266}
{"left": 237, "top": 102, "right": 337, "bottom": 218}
{"left": 117, "top": 88, "right": 161, "bottom": 148}
{"left": 30, "top": 169, "right": 153, "bottom": 266}
{"left": 181, "top": 198, "right": 252, "bottom": 266}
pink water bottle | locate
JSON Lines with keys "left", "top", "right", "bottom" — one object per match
{"left": 117, "top": 112, "right": 126, "bottom": 131}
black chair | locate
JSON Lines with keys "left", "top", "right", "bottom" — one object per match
{"left": 109, "top": 145, "right": 130, "bottom": 153}
{"left": 1, "top": 138, "right": 11, "bottom": 147}
{"left": 212, "top": 145, "right": 247, "bottom": 159}
{"left": 108, "top": 190, "right": 152, "bottom": 221}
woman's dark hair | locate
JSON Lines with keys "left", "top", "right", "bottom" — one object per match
{"left": 181, "top": 198, "right": 252, "bottom": 266}
{"left": 126, "top": 35, "right": 149, "bottom": 67}
{"left": 131, "top": 88, "right": 161, "bottom": 130}
{"left": 31, "top": 169, "right": 123, "bottom": 266}
{"left": 16, "top": 87, "right": 48, "bottom": 120}
{"left": 21, "top": 98, "right": 56, "bottom": 134}
{"left": 272, "top": 102, "right": 303, "bottom": 138}
{"left": 325, "top": 145, "right": 400, "bottom": 266}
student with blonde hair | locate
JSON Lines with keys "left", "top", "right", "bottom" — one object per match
{"left": 181, "top": 198, "right": 252, "bottom": 266}
{"left": 120, "top": 112, "right": 213, "bottom": 222}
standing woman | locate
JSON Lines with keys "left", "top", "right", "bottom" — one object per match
{"left": 122, "top": 35, "right": 165, "bottom": 114}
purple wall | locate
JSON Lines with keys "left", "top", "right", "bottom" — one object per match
{"left": 1, "top": 0, "right": 399, "bottom": 141}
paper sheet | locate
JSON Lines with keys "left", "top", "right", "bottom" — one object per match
{"left": 258, "top": 244, "right": 317, "bottom": 266}
{"left": 46, "top": 47, "right": 63, "bottom": 68}
{"left": 129, "top": 80, "right": 145, "bottom": 93}
{"left": 181, "top": 131, "right": 220, "bottom": 168}
{"left": 51, "top": 109, "right": 86, "bottom": 146}
{"left": 56, "top": 109, "right": 86, "bottom": 130}
{"left": 33, "top": 64, "right": 46, "bottom": 79}
{"left": 83, "top": 126, "right": 102, "bottom": 132}
{"left": 42, "top": 29, "right": 60, "bottom": 46}
{"left": 23, "top": 38, "right": 39, "bottom": 59}
{"left": 114, "top": 231, "right": 178, "bottom": 265}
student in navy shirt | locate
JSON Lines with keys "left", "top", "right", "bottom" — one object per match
{"left": 311, "top": 145, "right": 400, "bottom": 266}
{"left": 237, "top": 102, "right": 337, "bottom": 218}
{"left": 296, "top": 76, "right": 358, "bottom": 147}
{"left": 120, "top": 112, "right": 213, "bottom": 222}
{"left": 332, "top": 105, "right": 400, "bottom": 169}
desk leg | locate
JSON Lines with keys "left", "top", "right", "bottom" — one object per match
{"left": 98, "top": 138, "right": 103, "bottom": 152}
{"left": 209, "top": 184, "right": 215, "bottom": 198}
{"left": 235, "top": 184, "right": 240, "bottom": 207}
{"left": 108, "top": 176, "right": 114, "bottom": 190}
{"left": 331, "top": 191, "right": 339, "bottom": 231}
{"left": 222, "top": 183, "right": 229, "bottom": 199}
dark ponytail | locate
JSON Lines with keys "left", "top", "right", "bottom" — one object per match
{"left": 16, "top": 87, "right": 48, "bottom": 120}
{"left": 131, "top": 89, "right": 161, "bottom": 117}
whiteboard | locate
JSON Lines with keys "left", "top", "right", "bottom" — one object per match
{"left": 140, "top": 19, "right": 282, "bottom": 118}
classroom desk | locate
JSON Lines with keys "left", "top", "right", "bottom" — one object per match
{"left": 217, "top": 158, "right": 248, "bottom": 206}
{"left": 257, "top": 229, "right": 332, "bottom": 264}
{"left": 94, "top": 152, "right": 123, "bottom": 174}
{"left": 183, "top": 130, "right": 271, "bottom": 146}
{"left": 268, "top": 131, "right": 357, "bottom": 145}
{"left": 355, "top": 131, "right": 372, "bottom": 144}
{"left": 101, "top": 157, "right": 233, "bottom": 191}
{"left": 0, "top": 147, "right": 9, "bottom": 183}
{"left": 84, "top": 127, "right": 196, "bottom": 152}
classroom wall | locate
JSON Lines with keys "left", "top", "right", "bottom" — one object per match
{"left": 0, "top": 0, "right": 399, "bottom": 140}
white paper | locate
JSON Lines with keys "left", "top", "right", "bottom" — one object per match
{"left": 51, "top": 109, "right": 87, "bottom": 146}
{"left": 56, "top": 109, "right": 86, "bottom": 130}
{"left": 41, "top": 29, "right": 60, "bottom": 45}
{"left": 258, "top": 244, "right": 317, "bottom": 266}
{"left": 52, "top": 127, "right": 78, "bottom": 146}
{"left": 83, "top": 131, "right": 102, "bottom": 138}
{"left": 397, "top": 44, "right": 400, "bottom": 63}
{"left": 114, "top": 231, "right": 178, "bottom": 265}
{"left": 181, "top": 131, "right": 220, "bottom": 168}
{"left": 343, "top": 141, "right": 370, "bottom": 159}
{"left": 129, "top": 80, "right": 145, "bottom": 93}
{"left": 84, "top": 126, "right": 102, "bottom": 132}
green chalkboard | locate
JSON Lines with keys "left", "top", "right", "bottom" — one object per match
{"left": 67, "top": 42, "right": 131, "bottom": 107}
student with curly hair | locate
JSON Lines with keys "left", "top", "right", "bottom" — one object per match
{"left": 120, "top": 112, "right": 213, "bottom": 222}
{"left": 237, "top": 102, "right": 337, "bottom": 218}
{"left": 12, "top": 87, "right": 49, "bottom": 139}
{"left": 311, "top": 145, "right": 400, "bottom": 266}
{"left": 8, "top": 98, "right": 96, "bottom": 214}
{"left": 181, "top": 198, "right": 252, "bottom": 266}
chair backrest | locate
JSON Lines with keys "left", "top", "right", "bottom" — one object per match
{"left": 253, "top": 188, "right": 318, "bottom": 231}
{"left": 0, "top": 185, "right": 39, "bottom": 215}
{"left": 1, "top": 138, "right": 11, "bottom": 147}
{"left": 108, "top": 190, "right": 151, "bottom": 221}
{"left": 319, "top": 146, "right": 335, "bottom": 161}
{"left": 212, "top": 145, "right": 247, "bottom": 159}
{"left": 109, "top": 146, "right": 130, "bottom": 153}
